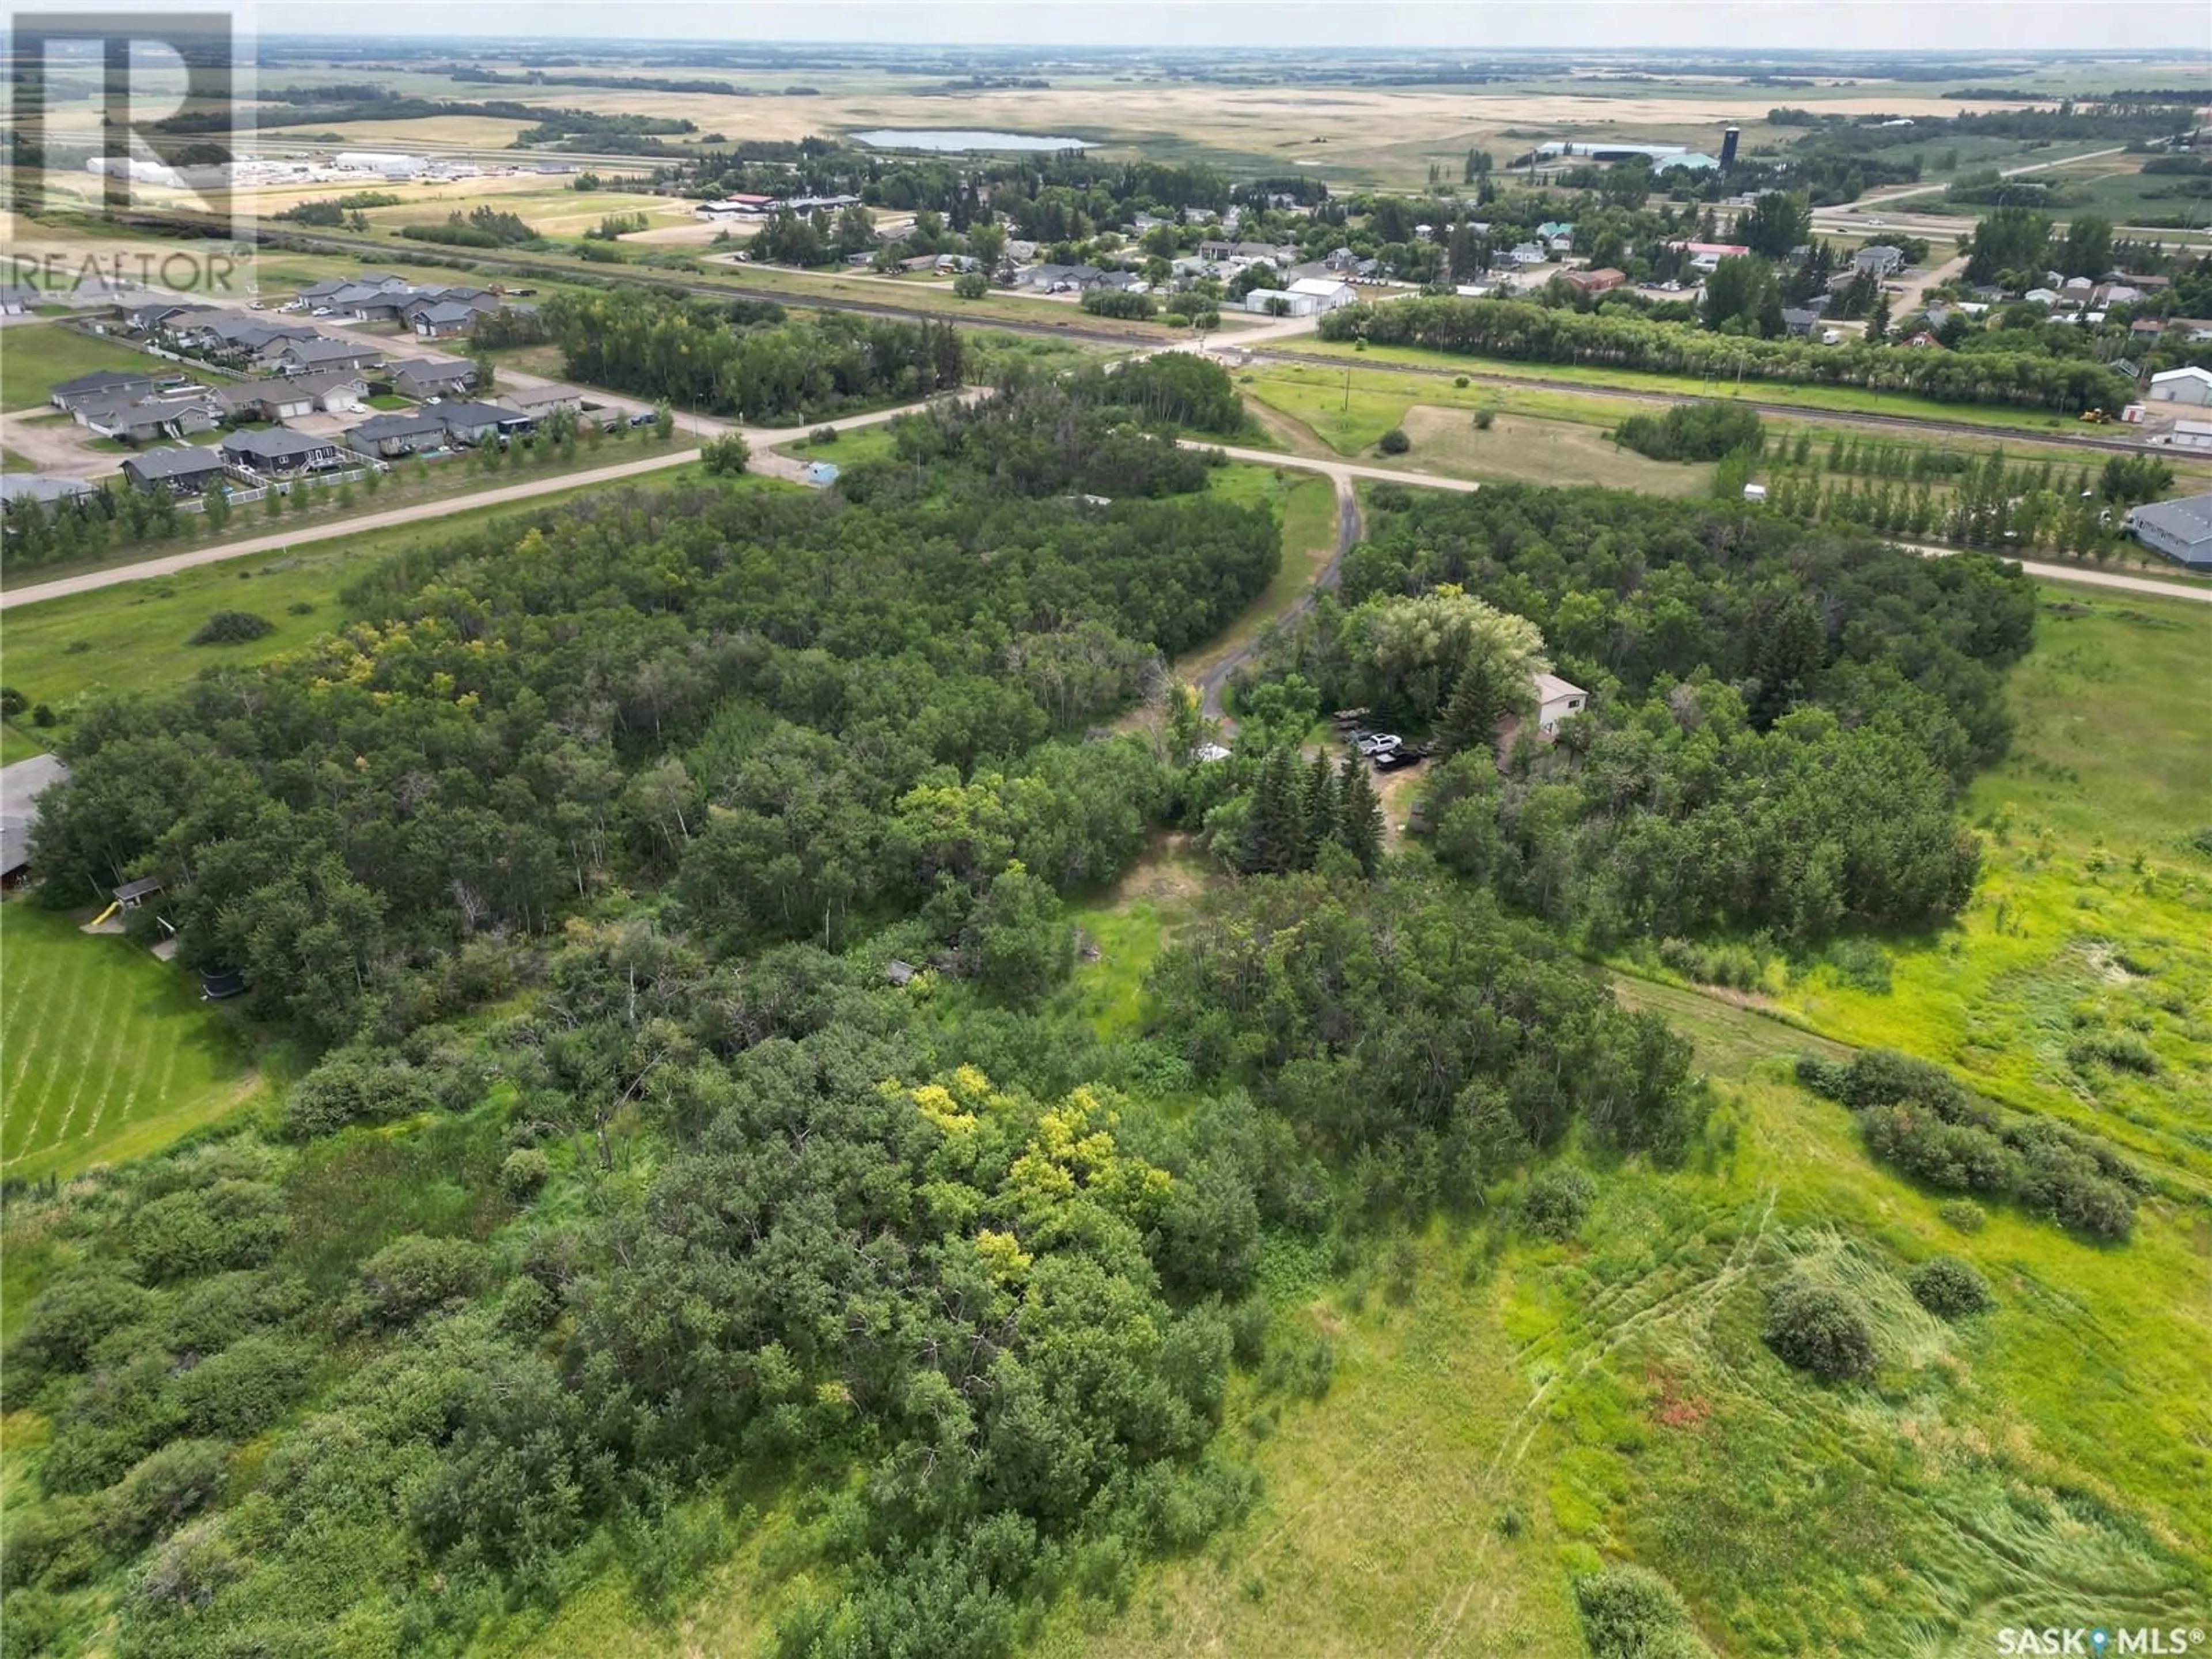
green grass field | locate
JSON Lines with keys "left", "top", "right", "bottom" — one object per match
{"left": 1773, "top": 588, "right": 2212, "bottom": 1187}
{"left": 1294, "top": 338, "right": 2110, "bottom": 437}
{"left": 0, "top": 323, "right": 168, "bottom": 411}
{"left": 0, "top": 907, "right": 259, "bottom": 1180}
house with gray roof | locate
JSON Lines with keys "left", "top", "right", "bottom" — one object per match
{"left": 220, "top": 427, "right": 346, "bottom": 475}
{"left": 265, "top": 336, "right": 386, "bottom": 374}
{"left": 391, "top": 357, "right": 478, "bottom": 400}
{"left": 344, "top": 411, "right": 449, "bottom": 458}
{"left": 0, "top": 474, "right": 97, "bottom": 510}
{"left": 1, "top": 753, "right": 72, "bottom": 884}
{"left": 50, "top": 368, "right": 158, "bottom": 412}
{"left": 121, "top": 446, "right": 229, "bottom": 494}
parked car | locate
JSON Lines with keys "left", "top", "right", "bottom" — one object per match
{"left": 628, "top": 412, "right": 657, "bottom": 428}
{"left": 1356, "top": 733, "right": 1402, "bottom": 756}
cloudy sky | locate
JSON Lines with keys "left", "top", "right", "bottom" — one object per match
{"left": 289, "top": 2, "right": 2211, "bottom": 51}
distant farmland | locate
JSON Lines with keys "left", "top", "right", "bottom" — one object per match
{"left": 0, "top": 907, "right": 257, "bottom": 1180}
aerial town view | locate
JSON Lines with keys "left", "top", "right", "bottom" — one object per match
{"left": 0, "top": 5, "right": 2206, "bottom": 1656}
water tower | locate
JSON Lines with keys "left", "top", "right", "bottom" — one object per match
{"left": 1721, "top": 126, "right": 1741, "bottom": 169}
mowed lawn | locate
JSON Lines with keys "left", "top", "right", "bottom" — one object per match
{"left": 0, "top": 907, "right": 257, "bottom": 1180}
{"left": 0, "top": 323, "right": 162, "bottom": 411}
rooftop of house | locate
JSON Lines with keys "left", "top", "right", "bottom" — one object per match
{"left": 52, "top": 368, "right": 156, "bottom": 396}
{"left": 123, "top": 445, "right": 226, "bottom": 479}
{"left": 221, "top": 427, "right": 338, "bottom": 460}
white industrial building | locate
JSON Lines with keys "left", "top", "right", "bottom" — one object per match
{"left": 1242, "top": 287, "right": 1321, "bottom": 317}
{"left": 1286, "top": 276, "right": 1359, "bottom": 310}
{"left": 334, "top": 151, "right": 426, "bottom": 179}
{"left": 2126, "top": 494, "right": 2212, "bottom": 570}
{"left": 2146, "top": 366, "right": 2212, "bottom": 407}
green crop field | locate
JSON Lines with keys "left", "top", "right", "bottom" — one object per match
{"left": 0, "top": 323, "right": 166, "bottom": 411}
{"left": 0, "top": 907, "right": 258, "bottom": 1180}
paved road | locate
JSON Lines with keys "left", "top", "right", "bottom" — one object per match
{"left": 0, "top": 394, "right": 965, "bottom": 611}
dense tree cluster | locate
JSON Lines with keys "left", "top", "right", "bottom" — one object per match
{"left": 1612, "top": 403, "right": 1764, "bottom": 463}
{"left": 542, "top": 289, "right": 965, "bottom": 423}
{"left": 31, "top": 417, "right": 1277, "bottom": 1042}
{"left": 1248, "top": 484, "right": 2033, "bottom": 946}
{"left": 1319, "top": 297, "right": 2137, "bottom": 412}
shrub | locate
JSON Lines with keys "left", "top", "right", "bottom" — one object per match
{"left": 128, "top": 1516, "right": 240, "bottom": 1612}
{"left": 101, "top": 1438, "right": 232, "bottom": 1548}
{"left": 1453, "top": 375, "right": 1469, "bottom": 388}
{"left": 952, "top": 272, "right": 990, "bottom": 299}
{"left": 280, "top": 1049, "right": 438, "bottom": 1139}
{"left": 500, "top": 1147, "right": 553, "bottom": 1202}
{"left": 1575, "top": 1564, "right": 1713, "bottom": 1659}
{"left": 1937, "top": 1198, "right": 1987, "bottom": 1233}
{"left": 10, "top": 1274, "right": 153, "bottom": 1385}
{"left": 700, "top": 433, "right": 751, "bottom": 475}
{"left": 188, "top": 609, "right": 275, "bottom": 646}
{"left": 0, "top": 686, "right": 25, "bottom": 718}
{"left": 1762, "top": 1277, "right": 1877, "bottom": 1381}
{"left": 2, "top": 1495, "right": 106, "bottom": 1589}
{"left": 1474, "top": 407, "right": 1497, "bottom": 430}
{"left": 167, "top": 1335, "right": 313, "bottom": 1440}
{"left": 1521, "top": 1165, "right": 1595, "bottom": 1240}
{"left": 359, "top": 1234, "right": 486, "bottom": 1328}
{"left": 1827, "top": 937, "right": 1893, "bottom": 994}
{"left": 2067, "top": 1028, "right": 2160, "bottom": 1074}
{"left": 128, "top": 1181, "right": 289, "bottom": 1283}
{"left": 1908, "top": 1255, "right": 1992, "bottom": 1317}
{"left": 809, "top": 425, "right": 839, "bottom": 446}
{"left": 1376, "top": 427, "right": 1411, "bottom": 455}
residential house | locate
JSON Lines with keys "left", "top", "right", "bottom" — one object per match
{"left": 2126, "top": 493, "right": 2212, "bottom": 570}
{"left": 2165, "top": 418, "right": 2212, "bottom": 453}
{"left": 1854, "top": 244, "right": 1906, "bottom": 277}
{"left": 0, "top": 474, "right": 97, "bottom": 510}
{"left": 434, "top": 401, "right": 531, "bottom": 446}
{"left": 1564, "top": 267, "right": 1626, "bottom": 296}
{"left": 343, "top": 412, "right": 448, "bottom": 458}
{"left": 120, "top": 446, "right": 228, "bottom": 495}
{"left": 220, "top": 370, "right": 369, "bottom": 422}
{"left": 2147, "top": 366, "right": 2212, "bottom": 406}
{"left": 1506, "top": 242, "right": 1549, "bottom": 267}
{"left": 73, "top": 390, "right": 223, "bottom": 443}
{"left": 1537, "top": 220, "right": 1575, "bottom": 254}
{"left": 498, "top": 384, "right": 586, "bottom": 421}
{"left": 409, "top": 300, "right": 483, "bottom": 339}
{"left": 1323, "top": 247, "right": 1361, "bottom": 272}
{"left": 2130, "top": 316, "right": 2168, "bottom": 342}
{"left": 1533, "top": 673, "right": 1588, "bottom": 738}
{"left": 2165, "top": 318, "right": 2212, "bottom": 342}
{"left": 266, "top": 337, "right": 385, "bottom": 375}
{"left": 391, "top": 358, "right": 478, "bottom": 400}
{"left": 49, "top": 369, "right": 157, "bottom": 412}
{"left": 1018, "top": 264, "right": 1104, "bottom": 293}
{"left": 220, "top": 427, "right": 345, "bottom": 475}
{"left": 0, "top": 753, "right": 72, "bottom": 886}
{"left": 2022, "top": 287, "right": 2063, "bottom": 306}
{"left": 1780, "top": 306, "right": 1821, "bottom": 337}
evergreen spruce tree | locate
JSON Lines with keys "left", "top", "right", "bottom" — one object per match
{"left": 1239, "top": 748, "right": 1305, "bottom": 875}
{"left": 1301, "top": 752, "right": 1339, "bottom": 865}
{"left": 1437, "top": 650, "right": 1524, "bottom": 759}
{"left": 1336, "top": 759, "right": 1385, "bottom": 877}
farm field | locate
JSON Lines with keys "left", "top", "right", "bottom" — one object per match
{"left": 0, "top": 907, "right": 259, "bottom": 1181}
